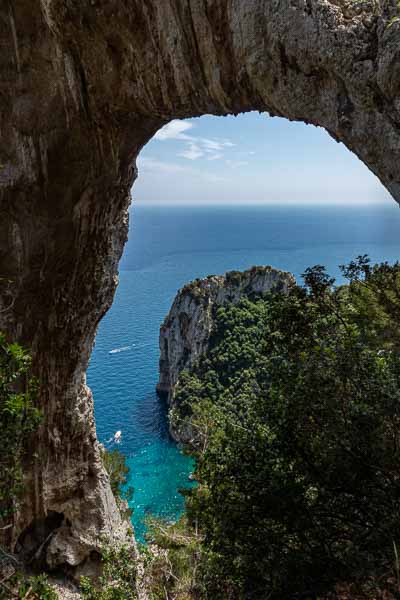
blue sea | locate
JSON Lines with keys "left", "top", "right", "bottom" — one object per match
{"left": 87, "top": 203, "right": 400, "bottom": 540}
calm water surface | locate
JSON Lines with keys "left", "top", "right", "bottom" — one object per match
{"left": 88, "top": 203, "right": 400, "bottom": 539}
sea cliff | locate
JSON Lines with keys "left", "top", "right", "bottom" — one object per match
{"left": 157, "top": 265, "right": 295, "bottom": 439}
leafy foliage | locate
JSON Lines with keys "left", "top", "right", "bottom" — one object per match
{"left": 172, "top": 258, "right": 400, "bottom": 598}
{"left": 0, "top": 333, "right": 41, "bottom": 523}
{"left": 0, "top": 551, "right": 59, "bottom": 599}
{"left": 101, "top": 447, "right": 134, "bottom": 520}
{"left": 0, "top": 337, "right": 53, "bottom": 599}
{"left": 143, "top": 516, "right": 204, "bottom": 599}
{"left": 80, "top": 544, "right": 137, "bottom": 600}
{"left": 13, "top": 574, "right": 58, "bottom": 599}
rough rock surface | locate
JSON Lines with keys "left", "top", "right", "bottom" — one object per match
{"left": 1, "top": 0, "right": 400, "bottom": 574}
{"left": 49, "top": 577, "right": 82, "bottom": 600}
{"left": 157, "top": 266, "right": 295, "bottom": 427}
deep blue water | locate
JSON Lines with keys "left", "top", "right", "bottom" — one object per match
{"left": 88, "top": 203, "right": 400, "bottom": 540}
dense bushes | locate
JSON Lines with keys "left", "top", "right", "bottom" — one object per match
{"left": 172, "top": 258, "right": 400, "bottom": 598}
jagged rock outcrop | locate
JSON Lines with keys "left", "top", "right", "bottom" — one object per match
{"left": 1, "top": 0, "right": 400, "bottom": 576}
{"left": 157, "top": 266, "right": 294, "bottom": 419}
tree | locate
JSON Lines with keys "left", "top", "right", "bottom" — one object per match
{"left": 173, "top": 261, "right": 400, "bottom": 598}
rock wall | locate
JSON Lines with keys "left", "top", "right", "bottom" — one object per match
{"left": 157, "top": 266, "right": 295, "bottom": 416}
{"left": 1, "top": 0, "right": 400, "bottom": 573}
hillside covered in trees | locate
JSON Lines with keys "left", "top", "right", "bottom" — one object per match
{"left": 148, "top": 257, "right": 400, "bottom": 599}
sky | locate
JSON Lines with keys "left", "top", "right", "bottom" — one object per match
{"left": 133, "top": 111, "right": 392, "bottom": 206}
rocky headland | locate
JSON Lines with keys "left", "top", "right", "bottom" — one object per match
{"left": 157, "top": 266, "right": 295, "bottom": 440}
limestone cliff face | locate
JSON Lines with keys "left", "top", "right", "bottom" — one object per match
{"left": 1, "top": 0, "right": 400, "bottom": 575}
{"left": 157, "top": 267, "right": 294, "bottom": 418}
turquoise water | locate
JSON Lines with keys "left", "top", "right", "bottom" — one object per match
{"left": 87, "top": 203, "right": 400, "bottom": 540}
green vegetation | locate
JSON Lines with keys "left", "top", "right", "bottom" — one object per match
{"left": 0, "top": 573, "right": 58, "bottom": 600}
{"left": 142, "top": 516, "right": 204, "bottom": 599}
{"left": 168, "top": 257, "right": 400, "bottom": 598}
{"left": 0, "top": 336, "right": 56, "bottom": 598}
{"left": 180, "top": 278, "right": 211, "bottom": 304}
{"left": 386, "top": 15, "right": 400, "bottom": 29}
{"left": 80, "top": 543, "right": 137, "bottom": 600}
{"left": 101, "top": 447, "right": 134, "bottom": 520}
{"left": 0, "top": 333, "right": 41, "bottom": 523}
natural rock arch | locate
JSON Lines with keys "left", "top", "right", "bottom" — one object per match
{"left": 1, "top": 0, "right": 400, "bottom": 572}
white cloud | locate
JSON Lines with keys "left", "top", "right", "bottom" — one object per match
{"left": 221, "top": 140, "right": 235, "bottom": 148}
{"left": 154, "top": 120, "right": 194, "bottom": 141}
{"left": 178, "top": 143, "right": 204, "bottom": 161}
{"left": 153, "top": 119, "right": 235, "bottom": 162}
{"left": 201, "top": 138, "right": 236, "bottom": 152}
{"left": 179, "top": 136, "right": 234, "bottom": 161}
{"left": 201, "top": 139, "right": 224, "bottom": 151}
{"left": 202, "top": 140, "right": 218, "bottom": 150}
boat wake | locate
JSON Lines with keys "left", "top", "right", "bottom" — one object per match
{"left": 108, "top": 341, "right": 152, "bottom": 355}
{"left": 109, "top": 345, "right": 132, "bottom": 354}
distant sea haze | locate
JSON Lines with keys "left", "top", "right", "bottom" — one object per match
{"left": 88, "top": 203, "right": 400, "bottom": 539}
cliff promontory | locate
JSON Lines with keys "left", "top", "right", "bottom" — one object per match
{"left": 157, "top": 266, "right": 294, "bottom": 438}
